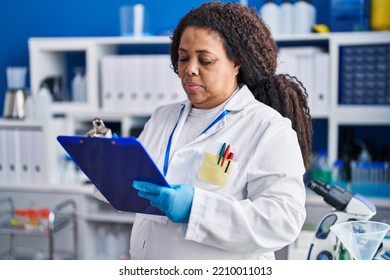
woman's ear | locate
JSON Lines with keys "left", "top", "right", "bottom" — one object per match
{"left": 234, "top": 63, "right": 240, "bottom": 76}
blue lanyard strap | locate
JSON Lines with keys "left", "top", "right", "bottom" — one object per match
{"left": 163, "top": 107, "right": 230, "bottom": 176}
{"left": 199, "top": 109, "right": 230, "bottom": 136}
{"left": 164, "top": 105, "right": 185, "bottom": 176}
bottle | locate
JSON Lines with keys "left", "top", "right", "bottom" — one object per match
{"left": 293, "top": 0, "right": 316, "bottom": 33}
{"left": 280, "top": 0, "right": 294, "bottom": 34}
{"left": 71, "top": 67, "right": 87, "bottom": 102}
{"left": 96, "top": 226, "right": 107, "bottom": 259}
{"left": 34, "top": 84, "right": 52, "bottom": 121}
{"left": 332, "top": 159, "right": 348, "bottom": 189}
{"left": 357, "top": 144, "right": 371, "bottom": 163}
{"left": 259, "top": 0, "right": 281, "bottom": 35}
{"left": 240, "top": 0, "right": 248, "bottom": 6}
{"left": 311, "top": 149, "right": 332, "bottom": 184}
{"left": 24, "top": 89, "right": 34, "bottom": 120}
{"left": 371, "top": 0, "right": 390, "bottom": 30}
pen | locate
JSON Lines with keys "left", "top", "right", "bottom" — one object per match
{"left": 217, "top": 143, "right": 226, "bottom": 165}
{"left": 220, "top": 144, "right": 230, "bottom": 167}
{"left": 224, "top": 152, "right": 234, "bottom": 174}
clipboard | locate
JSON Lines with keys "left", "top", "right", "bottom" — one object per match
{"left": 57, "top": 135, "right": 169, "bottom": 215}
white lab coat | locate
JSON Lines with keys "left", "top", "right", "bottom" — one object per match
{"left": 130, "top": 85, "right": 306, "bottom": 260}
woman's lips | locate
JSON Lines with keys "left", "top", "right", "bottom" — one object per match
{"left": 185, "top": 82, "right": 201, "bottom": 91}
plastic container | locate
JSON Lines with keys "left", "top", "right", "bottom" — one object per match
{"left": 332, "top": 159, "right": 348, "bottom": 189}
{"left": 330, "top": 0, "right": 370, "bottom": 32}
{"left": 311, "top": 149, "right": 332, "bottom": 184}
{"left": 259, "top": 0, "right": 281, "bottom": 35}
{"left": 71, "top": 67, "right": 87, "bottom": 102}
{"left": 120, "top": 4, "right": 149, "bottom": 36}
{"left": 280, "top": 0, "right": 294, "bottom": 34}
{"left": 330, "top": 221, "right": 390, "bottom": 260}
{"left": 34, "top": 84, "right": 52, "bottom": 122}
{"left": 293, "top": 0, "right": 316, "bottom": 33}
{"left": 371, "top": 0, "right": 390, "bottom": 30}
{"left": 6, "top": 67, "right": 27, "bottom": 89}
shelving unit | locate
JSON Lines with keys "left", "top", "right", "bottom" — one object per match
{"left": 0, "top": 119, "right": 65, "bottom": 185}
{"left": 327, "top": 32, "right": 390, "bottom": 165}
{"left": 1, "top": 32, "right": 389, "bottom": 259}
{"left": 27, "top": 32, "right": 390, "bottom": 160}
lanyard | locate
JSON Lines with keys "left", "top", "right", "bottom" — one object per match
{"left": 163, "top": 106, "right": 230, "bottom": 176}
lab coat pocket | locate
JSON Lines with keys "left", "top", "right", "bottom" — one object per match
{"left": 198, "top": 152, "right": 234, "bottom": 187}
{"left": 130, "top": 214, "right": 169, "bottom": 259}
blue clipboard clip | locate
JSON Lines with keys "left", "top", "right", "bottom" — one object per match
{"left": 57, "top": 135, "right": 169, "bottom": 215}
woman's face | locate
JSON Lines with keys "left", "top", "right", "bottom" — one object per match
{"left": 177, "top": 26, "right": 240, "bottom": 109}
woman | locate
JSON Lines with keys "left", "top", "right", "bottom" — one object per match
{"left": 131, "top": 2, "right": 312, "bottom": 260}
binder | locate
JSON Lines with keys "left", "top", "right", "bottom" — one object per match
{"left": 277, "top": 47, "right": 323, "bottom": 113}
{"left": 57, "top": 135, "right": 169, "bottom": 215}
{"left": 125, "top": 55, "right": 143, "bottom": 113}
{"left": 142, "top": 55, "right": 155, "bottom": 113}
{"left": 5, "top": 128, "right": 20, "bottom": 184}
{"left": 19, "top": 128, "right": 33, "bottom": 182}
{"left": 101, "top": 56, "right": 116, "bottom": 111}
{"left": 155, "top": 55, "right": 170, "bottom": 107}
{"left": 31, "top": 129, "right": 45, "bottom": 182}
{"left": 0, "top": 129, "right": 7, "bottom": 184}
{"left": 314, "top": 52, "right": 329, "bottom": 115}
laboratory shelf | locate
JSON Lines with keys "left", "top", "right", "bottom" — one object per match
{"left": 332, "top": 106, "right": 390, "bottom": 125}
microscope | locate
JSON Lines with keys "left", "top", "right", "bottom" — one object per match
{"left": 306, "top": 180, "right": 377, "bottom": 260}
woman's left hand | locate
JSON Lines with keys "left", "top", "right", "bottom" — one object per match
{"left": 133, "top": 180, "right": 194, "bottom": 223}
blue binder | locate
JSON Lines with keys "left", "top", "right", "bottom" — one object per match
{"left": 57, "top": 135, "right": 169, "bottom": 215}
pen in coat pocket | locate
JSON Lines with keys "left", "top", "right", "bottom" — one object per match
{"left": 220, "top": 144, "right": 230, "bottom": 167}
{"left": 224, "top": 152, "right": 234, "bottom": 174}
{"left": 217, "top": 143, "right": 226, "bottom": 165}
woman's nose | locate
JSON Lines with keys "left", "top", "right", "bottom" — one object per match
{"left": 186, "top": 61, "right": 199, "bottom": 76}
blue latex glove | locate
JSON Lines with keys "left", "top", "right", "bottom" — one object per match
{"left": 133, "top": 180, "right": 194, "bottom": 223}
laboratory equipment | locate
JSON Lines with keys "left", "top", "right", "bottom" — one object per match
{"left": 307, "top": 179, "right": 377, "bottom": 260}
{"left": 330, "top": 220, "right": 389, "bottom": 260}
{"left": 3, "top": 67, "right": 28, "bottom": 119}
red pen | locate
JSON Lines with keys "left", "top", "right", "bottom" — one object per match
{"left": 220, "top": 144, "right": 230, "bottom": 167}
{"left": 224, "top": 152, "right": 234, "bottom": 174}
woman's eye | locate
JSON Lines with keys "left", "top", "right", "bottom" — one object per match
{"left": 179, "top": 57, "right": 189, "bottom": 62}
{"left": 200, "top": 59, "right": 212, "bottom": 65}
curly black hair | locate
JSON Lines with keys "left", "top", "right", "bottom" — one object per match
{"left": 170, "top": 2, "right": 312, "bottom": 168}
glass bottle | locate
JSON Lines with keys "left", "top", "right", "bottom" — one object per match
{"left": 311, "top": 149, "right": 332, "bottom": 184}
